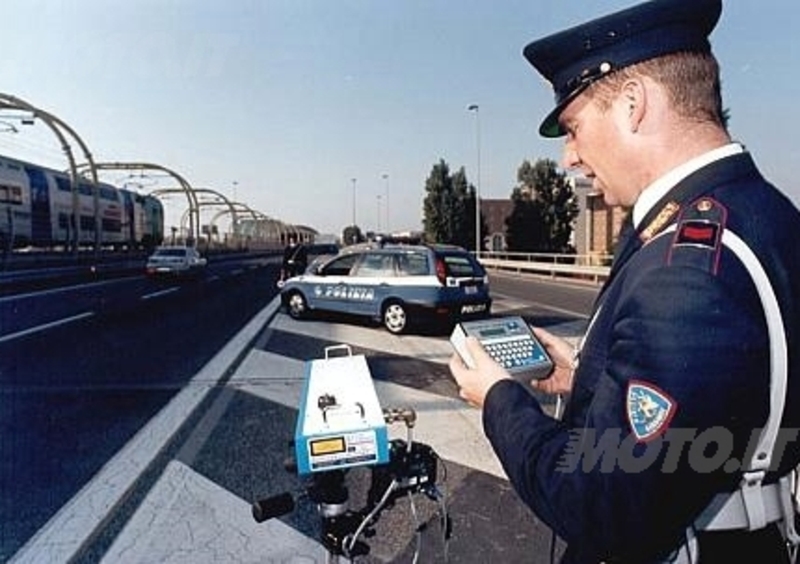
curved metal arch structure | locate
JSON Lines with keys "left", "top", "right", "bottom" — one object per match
{"left": 154, "top": 186, "right": 236, "bottom": 244}
{"left": 192, "top": 200, "right": 288, "bottom": 248}
{"left": 234, "top": 208, "right": 288, "bottom": 247}
{"left": 77, "top": 162, "right": 201, "bottom": 243}
{"left": 0, "top": 93, "right": 101, "bottom": 252}
{"left": 181, "top": 188, "right": 242, "bottom": 247}
{"left": 156, "top": 185, "right": 288, "bottom": 249}
{"left": 132, "top": 182, "right": 305, "bottom": 250}
{"left": 282, "top": 224, "right": 318, "bottom": 244}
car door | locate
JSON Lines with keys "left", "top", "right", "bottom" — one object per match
{"left": 346, "top": 251, "right": 397, "bottom": 317}
{"left": 310, "top": 252, "right": 362, "bottom": 314}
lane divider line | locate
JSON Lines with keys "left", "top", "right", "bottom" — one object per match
{"left": 140, "top": 287, "right": 180, "bottom": 301}
{"left": 0, "top": 312, "right": 96, "bottom": 345}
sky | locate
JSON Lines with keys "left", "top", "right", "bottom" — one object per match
{"left": 1, "top": 1, "right": 799, "bottom": 238}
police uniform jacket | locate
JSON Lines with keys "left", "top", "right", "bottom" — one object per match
{"left": 482, "top": 150, "right": 800, "bottom": 562}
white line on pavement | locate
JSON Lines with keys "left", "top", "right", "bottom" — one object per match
{"left": 0, "top": 311, "right": 96, "bottom": 344}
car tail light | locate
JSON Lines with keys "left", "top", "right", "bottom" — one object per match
{"left": 435, "top": 257, "right": 447, "bottom": 285}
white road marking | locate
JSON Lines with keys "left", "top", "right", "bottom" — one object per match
{"left": 0, "top": 311, "right": 96, "bottom": 344}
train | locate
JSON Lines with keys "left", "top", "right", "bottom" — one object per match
{"left": 0, "top": 153, "right": 164, "bottom": 250}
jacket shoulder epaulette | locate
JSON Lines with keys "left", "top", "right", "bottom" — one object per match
{"left": 666, "top": 197, "right": 727, "bottom": 275}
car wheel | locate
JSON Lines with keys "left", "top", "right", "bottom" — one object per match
{"left": 286, "top": 291, "right": 308, "bottom": 320}
{"left": 382, "top": 301, "right": 407, "bottom": 334}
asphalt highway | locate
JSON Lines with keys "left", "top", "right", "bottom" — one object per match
{"left": 0, "top": 266, "right": 597, "bottom": 563}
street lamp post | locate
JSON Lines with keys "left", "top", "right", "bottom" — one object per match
{"left": 467, "top": 104, "right": 481, "bottom": 256}
{"left": 351, "top": 178, "right": 357, "bottom": 243}
{"left": 377, "top": 194, "right": 382, "bottom": 232}
{"left": 382, "top": 173, "right": 389, "bottom": 234}
{"left": 351, "top": 178, "right": 357, "bottom": 227}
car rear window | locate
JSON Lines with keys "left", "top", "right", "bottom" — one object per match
{"left": 440, "top": 253, "right": 484, "bottom": 277}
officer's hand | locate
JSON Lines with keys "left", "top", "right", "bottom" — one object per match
{"left": 529, "top": 327, "right": 576, "bottom": 396}
{"left": 449, "top": 336, "right": 511, "bottom": 408}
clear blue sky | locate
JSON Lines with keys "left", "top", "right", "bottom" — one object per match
{"left": 2, "top": 1, "right": 798, "bottom": 237}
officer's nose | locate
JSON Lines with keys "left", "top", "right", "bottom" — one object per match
{"left": 562, "top": 139, "right": 582, "bottom": 172}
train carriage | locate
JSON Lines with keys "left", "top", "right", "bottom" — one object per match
{"left": 0, "top": 153, "right": 163, "bottom": 250}
{"left": 0, "top": 158, "right": 33, "bottom": 248}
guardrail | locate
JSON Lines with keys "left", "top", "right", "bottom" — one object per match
{"left": 477, "top": 251, "right": 612, "bottom": 285}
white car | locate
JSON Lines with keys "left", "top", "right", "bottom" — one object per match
{"left": 145, "top": 246, "right": 207, "bottom": 278}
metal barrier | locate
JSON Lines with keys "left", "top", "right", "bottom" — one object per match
{"left": 478, "top": 251, "right": 611, "bottom": 285}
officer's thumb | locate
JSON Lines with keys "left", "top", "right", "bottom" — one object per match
{"left": 465, "top": 336, "right": 492, "bottom": 363}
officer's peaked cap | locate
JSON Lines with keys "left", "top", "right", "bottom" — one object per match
{"left": 524, "top": 0, "right": 722, "bottom": 138}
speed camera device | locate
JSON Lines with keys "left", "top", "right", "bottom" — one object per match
{"left": 294, "top": 345, "right": 389, "bottom": 475}
{"left": 253, "top": 344, "right": 450, "bottom": 560}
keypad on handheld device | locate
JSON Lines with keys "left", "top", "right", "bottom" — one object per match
{"left": 485, "top": 338, "right": 543, "bottom": 370}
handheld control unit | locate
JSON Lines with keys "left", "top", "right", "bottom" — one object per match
{"left": 451, "top": 316, "right": 553, "bottom": 381}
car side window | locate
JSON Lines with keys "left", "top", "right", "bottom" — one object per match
{"left": 396, "top": 252, "right": 429, "bottom": 276}
{"left": 320, "top": 254, "right": 359, "bottom": 276}
{"left": 352, "top": 252, "right": 395, "bottom": 277}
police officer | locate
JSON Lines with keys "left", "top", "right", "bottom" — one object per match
{"left": 281, "top": 235, "right": 308, "bottom": 281}
{"left": 449, "top": 0, "right": 800, "bottom": 562}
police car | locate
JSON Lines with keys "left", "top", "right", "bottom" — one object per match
{"left": 279, "top": 243, "right": 492, "bottom": 334}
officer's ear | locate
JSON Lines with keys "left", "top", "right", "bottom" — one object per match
{"left": 618, "top": 78, "right": 647, "bottom": 134}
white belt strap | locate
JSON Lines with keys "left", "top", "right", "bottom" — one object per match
{"left": 696, "top": 479, "right": 790, "bottom": 531}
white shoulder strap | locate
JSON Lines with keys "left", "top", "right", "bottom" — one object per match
{"left": 659, "top": 224, "right": 795, "bottom": 530}
{"left": 721, "top": 230, "right": 788, "bottom": 480}
{"left": 657, "top": 224, "right": 798, "bottom": 562}
{"left": 657, "top": 224, "right": 788, "bottom": 478}
{"left": 718, "top": 231, "right": 797, "bottom": 549}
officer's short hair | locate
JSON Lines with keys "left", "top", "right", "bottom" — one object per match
{"left": 587, "top": 51, "right": 725, "bottom": 127}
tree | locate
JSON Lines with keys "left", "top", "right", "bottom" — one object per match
{"left": 451, "top": 167, "right": 477, "bottom": 250}
{"left": 342, "top": 225, "right": 364, "bottom": 246}
{"left": 505, "top": 159, "right": 579, "bottom": 253}
{"left": 422, "top": 159, "right": 486, "bottom": 249}
{"left": 505, "top": 186, "right": 544, "bottom": 251}
{"left": 422, "top": 160, "right": 455, "bottom": 244}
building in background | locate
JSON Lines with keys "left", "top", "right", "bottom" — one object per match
{"left": 481, "top": 177, "right": 626, "bottom": 261}
{"left": 480, "top": 199, "right": 514, "bottom": 252}
{"left": 570, "top": 177, "right": 626, "bottom": 264}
